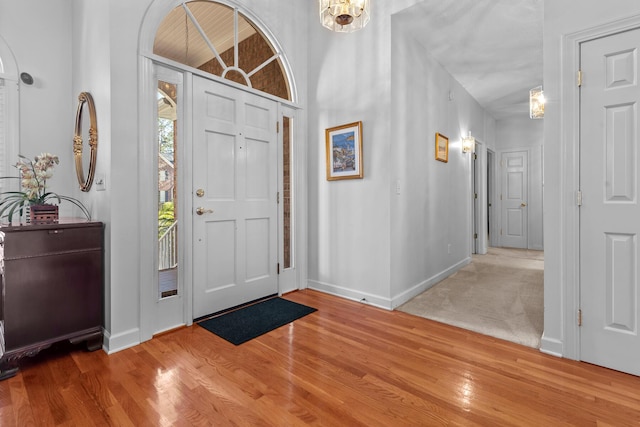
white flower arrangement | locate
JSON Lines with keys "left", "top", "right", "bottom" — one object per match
{"left": 16, "top": 153, "right": 58, "bottom": 201}
{"left": 0, "top": 153, "right": 90, "bottom": 223}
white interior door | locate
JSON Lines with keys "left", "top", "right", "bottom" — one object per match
{"left": 579, "top": 27, "right": 640, "bottom": 375}
{"left": 500, "top": 150, "right": 528, "bottom": 248}
{"left": 192, "top": 76, "right": 278, "bottom": 318}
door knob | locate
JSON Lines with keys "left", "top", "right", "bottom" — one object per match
{"left": 521, "top": 202, "right": 527, "bottom": 207}
{"left": 196, "top": 207, "right": 213, "bottom": 215}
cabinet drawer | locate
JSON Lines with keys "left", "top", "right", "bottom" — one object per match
{"left": 3, "top": 225, "right": 102, "bottom": 259}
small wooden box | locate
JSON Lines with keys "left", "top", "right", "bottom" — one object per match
{"left": 29, "top": 204, "right": 59, "bottom": 224}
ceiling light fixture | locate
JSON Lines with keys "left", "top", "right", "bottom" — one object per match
{"left": 462, "top": 131, "right": 475, "bottom": 154}
{"left": 529, "top": 86, "right": 545, "bottom": 119}
{"left": 319, "top": 0, "right": 370, "bottom": 33}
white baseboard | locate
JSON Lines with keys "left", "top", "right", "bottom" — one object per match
{"left": 307, "top": 280, "right": 392, "bottom": 310}
{"left": 307, "top": 257, "right": 472, "bottom": 312}
{"left": 103, "top": 327, "right": 141, "bottom": 354}
{"left": 390, "top": 257, "right": 472, "bottom": 309}
{"left": 539, "top": 334, "right": 563, "bottom": 358}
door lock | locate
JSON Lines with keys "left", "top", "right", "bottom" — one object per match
{"left": 521, "top": 202, "right": 527, "bottom": 207}
{"left": 196, "top": 207, "right": 214, "bottom": 215}
{"left": 196, "top": 189, "right": 205, "bottom": 197}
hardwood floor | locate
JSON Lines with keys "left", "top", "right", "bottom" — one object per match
{"left": 1, "top": 289, "right": 639, "bottom": 426}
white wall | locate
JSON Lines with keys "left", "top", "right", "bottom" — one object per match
{"left": 388, "top": 18, "right": 495, "bottom": 307}
{"left": 307, "top": 4, "right": 394, "bottom": 306}
{"left": 71, "top": 0, "right": 114, "bottom": 344}
{"left": 543, "top": 0, "right": 640, "bottom": 356}
{"left": 0, "top": 0, "right": 75, "bottom": 209}
{"left": 495, "top": 118, "right": 543, "bottom": 250}
{"left": 306, "top": 0, "right": 430, "bottom": 307}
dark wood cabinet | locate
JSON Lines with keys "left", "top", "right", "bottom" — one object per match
{"left": 0, "top": 220, "right": 104, "bottom": 380}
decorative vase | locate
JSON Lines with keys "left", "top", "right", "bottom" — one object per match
{"left": 29, "top": 204, "right": 59, "bottom": 224}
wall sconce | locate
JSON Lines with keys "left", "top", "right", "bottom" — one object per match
{"left": 530, "top": 86, "right": 545, "bottom": 119}
{"left": 319, "top": 0, "right": 370, "bottom": 33}
{"left": 462, "top": 131, "right": 475, "bottom": 154}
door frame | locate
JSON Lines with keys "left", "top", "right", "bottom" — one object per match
{"left": 471, "top": 146, "right": 477, "bottom": 254}
{"left": 487, "top": 148, "right": 498, "bottom": 248}
{"left": 138, "top": 61, "right": 194, "bottom": 341}
{"left": 137, "top": 5, "right": 305, "bottom": 342}
{"left": 278, "top": 105, "right": 305, "bottom": 294}
{"left": 471, "top": 139, "right": 488, "bottom": 255}
{"left": 139, "top": 59, "right": 305, "bottom": 341}
{"left": 561, "top": 14, "right": 640, "bottom": 361}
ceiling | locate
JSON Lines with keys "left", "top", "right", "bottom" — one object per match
{"left": 154, "top": 1, "right": 543, "bottom": 121}
{"left": 397, "top": 0, "right": 543, "bottom": 121}
{"left": 154, "top": 2, "right": 257, "bottom": 70}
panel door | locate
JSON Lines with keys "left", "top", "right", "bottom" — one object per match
{"left": 580, "top": 27, "right": 640, "bottom": 375}
{"left": 501, "top": 150, "right": 528, "bottom": 248}
{"left": 192, "top": 76, "right": 278, "bottom": 318}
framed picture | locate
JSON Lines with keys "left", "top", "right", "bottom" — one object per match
{"left": 325, "top": 121, "right": 364, "bottom": 180}
{"left": 435, "top": 132, "right": 449, "bottom": 163}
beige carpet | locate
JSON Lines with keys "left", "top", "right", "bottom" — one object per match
{"left": 397, "top": 247, "right": 544, "bottom": 348}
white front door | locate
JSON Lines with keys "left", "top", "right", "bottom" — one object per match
{"left": 579, "top": 27, "right": 640, "bottom": 375}
{"left": 192, "top": 76, "right": 278, "bottom": 319}
{"left": 500, "top": 150, "right": 528, "bottom": 248}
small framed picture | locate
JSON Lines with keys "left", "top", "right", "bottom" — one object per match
{"left": 435, "top": 132, "right": 449, "bottom": 163}
{"left": 325, "top": 121, "right": 364, "bottom": 180}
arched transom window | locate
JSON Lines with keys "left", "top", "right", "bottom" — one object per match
{"left": 153, "top": 1, "right": 291, "bottom": 100}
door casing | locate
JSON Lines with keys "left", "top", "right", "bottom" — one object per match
{"left": 137, "top": 66, "right": 305, "bottom": 343}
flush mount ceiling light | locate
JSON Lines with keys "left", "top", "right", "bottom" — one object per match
{"left": 462, "top": 131, "right": 475, "bottom": 154}
{"left": 319, "top": 0, "right": 370, "bottom": 33}
{"left": 530, "top": 86, "right": 545, "bottom": 119}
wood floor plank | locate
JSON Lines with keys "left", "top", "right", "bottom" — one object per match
{"left": 2, "top": 289, "right": 640, "bottom": 426}
{"left": 7, "top": 377, "right": 34, "bottom": 426}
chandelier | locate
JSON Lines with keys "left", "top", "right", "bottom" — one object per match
{"left": 319, "top": 0, "right": 371, "bottom": 33}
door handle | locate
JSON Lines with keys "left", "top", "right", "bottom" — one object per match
{"left": 196, "top": 207, "right": 214, "bottom": 215}
{"left": 521, "top": 203, "right": 527, "bottom": 207}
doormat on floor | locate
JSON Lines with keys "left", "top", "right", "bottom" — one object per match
{"left": 197, "top": 297, "right": 317, "bottom": 345}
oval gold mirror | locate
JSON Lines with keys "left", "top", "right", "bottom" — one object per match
{"left": 73, "top": 92, "right": 98, "bottom": 192}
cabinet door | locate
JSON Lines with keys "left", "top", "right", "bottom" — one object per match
{"left": 3, "top": 249, "right": 102, "bottom": 350}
